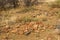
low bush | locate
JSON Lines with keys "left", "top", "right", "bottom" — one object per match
{"left": 0, "top": 0, "right": 19, "bottom": 10}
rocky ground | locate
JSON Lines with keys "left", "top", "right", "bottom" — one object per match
{"left": 0, "top": 3, "right": 60, "bottom": 40}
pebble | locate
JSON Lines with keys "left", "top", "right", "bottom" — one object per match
{"left": 23, "top": 30, "right": 31, "bottom": 36}
{"left": 41, "top": 39, "right": 44, "bottom": 40}
{"left": 33, "top": 24, "right": 38, "bottom": 30}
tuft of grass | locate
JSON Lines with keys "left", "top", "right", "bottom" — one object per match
{"left": 50, "top": 0, "right": 60, "bottom": 8}
{"left": 17, "top": 6, "right": 38, "bottom": 13}
{"left": 16, "top": 16, "right": 39, "bottom": 24}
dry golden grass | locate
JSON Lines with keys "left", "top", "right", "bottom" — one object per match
{"left": 0, "top": 3, "right": 60, "bottom": 40}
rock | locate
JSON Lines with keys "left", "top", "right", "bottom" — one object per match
{"left": 54, "top": 28, "right": 60, "bottom": 35}
{"left": 23, "top": 29, "right": 32, "bottom": 36}
{"left": 33, "top": 24, "right": 38, "bottom": 30}
{"left": 41, "top": 39, "right": 44, "bottom": 40}
{"left": 11, "top": 29, "right": 18, "bottom": 33}
{"left": 23, "top": 31, "right": 31, "bottom": 36}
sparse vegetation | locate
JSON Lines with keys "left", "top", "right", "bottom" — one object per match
{"left": 0, "top": 0, "right": 39, "bottom": 10}
{"left": 0, "top": 0, "right": 60, "bottom": 40}
{"left": 16, "top": 16, "right": 39, "bottom": 24}
{"left": 50, "top": 0, "right": 60, "bottom": 8}
{"left": 0, "top": 0, "right": 19, "bottom": 10}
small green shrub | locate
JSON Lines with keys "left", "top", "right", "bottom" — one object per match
{"left": 17, "top": 16, "right": 39, "bottom": 24}
{"left": 18, "top": 7, "right": 37, "bottom": 13}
